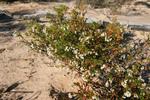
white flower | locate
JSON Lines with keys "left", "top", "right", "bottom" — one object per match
{"left": 127, "top": 69, "right": 133, "bottom": 73}
{"left": 92, "top": 73, "right": 95, "bottom": 77}
{"left": 82, "top": 32, "right": 86, "bottom": 35}
{"left": 47, "top": 48, "right": 53, "bottom": 56}
{"left": 73, "top": 49, "right": 78, "bottom": 54}
{"left": 49, "top": 44, "right": 54, "bottom": 50}
{"left": 134, "top": 94, "right": 138, "bottom": 98}
{"left": 72, "top": 61, "right": 78, "bottom": 66}
{"left": 32, "top": 26, "right": 35, "bottom": 32}
{"left": 80, "top": 67, "right": 84, "bottom": 71}
{"left": 65, "top": 46, "right": 69, "bottom": 51}
{"left": 105, "top": 37, "right": 108, "bottom": 42}
{"left": 110, "top": 88, "right": 114, "bottom": 92}
{"left": 109, "top": 38, "right": 112, "bottom": 41}
{"left": 79, "top": 37, "right": 82, "bottom": 41}
{"left": 83, "top": 53, "right": 87, "bottom": 56}
{"left": 124, "top": 24, "right": 128, "bottom": 29}
{"left": 75, "top": 31, "right": 77, "bottom": 34}
{"left": 105, "top": 37, "right": 112, "bottom": 42}
{"left": 43, "top": 27, "right": 47, "bottom": 34}
{"left": 122, "top": 96, "right": 126, "bottom": 99}
{"left": 105, "top": 81, "right": 109, "bottom": 87}
{"left": 128, "top": 73, "right": 132, "bottom": 77}
{"left": 143, "top": 59, "right": 147, "bottom": 63}
{"left": 109, "top": 79, "right": 113, "bottom": 84}
{"left": 135, "top": 45, "right": 138, "bottom": 49}
{"left": 130, "top": 42, "right": 134, "bottom": 48}
{"left": 67, "top": 68, "right": 72, "bottom": 73}
{"left": 92, "top": 96, "right": 96, "bottom": 99}
{"left": 84, "top": 36, "right": 91, "bottom": 41}
{"left": 88, "top": 51, "right": 92, "bottom": 54}
{"left": 47, "top": 47, "right": 50, "bottom": 51}
{"left": 47, "top": 51, "right": 52, "bottom": 56}
{"left": 141, "top": 79, "right": 145, "bottom": 82}
{"left": 138, "top": 76, "right": 145, "bottom": 82}
{"left": 13, "top": 33, "right": 17, "bottom": 37}
{"left": 115, "top": 66, "right": 125, "bottom": 72}
{"left": 141, "top": 66, "right": 144, "bottom": 70}
{"left": 95, "top": 52, "right": 98, "bottom": 56}
{"left": 88, "top": 71, "right": 91, "bottom": 76}
{"left": 101, "top": 32, "right": 106, "bottom": 37}
{"left": 101, "top": 64, "right": 106, "bottom": 70}
{"left": 75, "top": 55, "right": 79, "bottom": 59}
{"left": 68, "top": 93, "right": 72, "bottom": 98}
{"left": 120, "top": 29, "right": 123, "bottom": 33}
{"left": 79, "top": 54, "right": 84, "bottom": 59}
{"left": 70, "top": 85, "right": 74, "bottom": 89}
{"left": 124, "top": 91, "right": 131, "bottom": 97}
{"left": 67, "top": 25, "right": 69, "bottom": 30}
{"left": 82, "top": 74, "right": 85, "bottom": 77}
{"left": 71, "top": 85, "right": 74, "bottom": 89}
{"left": 97, "top": 29, "right": 100, "bottom": 32}
{"left": 54, "top": 65, "right": 56, "bottom": 68}
{"left": 54, "top": 40, "right": 57, "bottom": 42}
{"left": 31, "top": 44, "right": 34, "bottom": 49}
{"left": 142, "top": 83, "right": 146, "bottom": 87}
{"left": 121, "top": 80, "right": 128, "bottom": 88}
{"left": 56, "top": 60, "right": 59, "bottom": 64}
{"left": 81, "top": 76, "right": 88, "bottom": 82}
{"left": 120, "top": 67, "right": 125, "bottom": 72}
{"left": 138, "top": 76, "right": 142, "bottom": 80}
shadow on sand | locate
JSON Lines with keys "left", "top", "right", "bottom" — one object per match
{"left": 0, "top": 14, "right": 25, "bottom": 44}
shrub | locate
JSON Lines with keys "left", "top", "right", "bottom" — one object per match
{"left": 17, "top": 5, "right": 150, "bottom": 100}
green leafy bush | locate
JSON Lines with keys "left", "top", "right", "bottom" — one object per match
{"left": 17, "top": 5, "right": 150, "bottom": 100}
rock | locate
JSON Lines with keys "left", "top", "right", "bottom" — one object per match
{"left": 84, "top": 17, "right": 150, "bottom": 31}
{"left": 22, "top": 10, "right": 47, "bottom": 20}
{"left": 1, "top": 7, "right": 149, "bottom": 31}
{"left": 0, "top": 48, "right": 5, "bottom": 53}
{"left": 0, "top": 7, "right": 12, "bottom": 17}
{"left": 119, "top": 21, "right": 150, "bottom": 31}
{"left": 134, "top": 1, "right": 150, "bottom": 8}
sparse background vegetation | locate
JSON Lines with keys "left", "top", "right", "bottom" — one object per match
{"left": 0, "top": 0, "right": 72, "bottom": 3}
{"left": 75, "top": 0, "right": 134, "bottom": 8}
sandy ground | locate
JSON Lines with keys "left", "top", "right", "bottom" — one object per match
{"left": 0, "top": 0, "right": 150, "bottom": 99}
{"left": 0, "top": 29, "right": 77, "bottom": 100}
